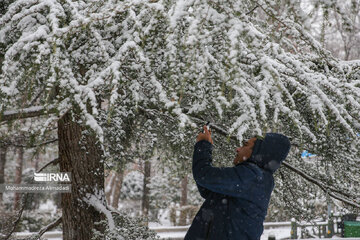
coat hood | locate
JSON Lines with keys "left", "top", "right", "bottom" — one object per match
{"left": 248, "top": 133, "right": 291, "bottom": 173}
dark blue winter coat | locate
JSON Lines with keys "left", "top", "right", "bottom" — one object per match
{"left": 184, "top": 133, "right": 291, "bottom": 240}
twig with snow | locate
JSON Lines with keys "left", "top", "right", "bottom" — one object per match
{"left": 24, "top": 217, "right": 62, "bottom": 240}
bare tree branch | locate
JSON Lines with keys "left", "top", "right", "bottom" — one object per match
{"left": 36, "top": 158, "right": 60, "bottom": 173}
{"left": 246, "top": 6, "right": 258, "bottom": 15}
{"left": 3, "top": 194, "right": 28, "bottom": 240}
{"left": 0, "top": 106, "right": 56, "bottom": 122}
{"left": 282, "top": 162, "right": 356, "bottom": 200}
{"left": 0, "top": 138, "right": 58, "bottom": 148}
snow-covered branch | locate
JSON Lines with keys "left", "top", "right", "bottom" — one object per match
{"left": 83, "top": 193, "right": 115, "bottom": 231}
{"left": 282, "top": 162, "right": 359, "bottom": 208}
{"left": 26, "top": 217, "right": 62, "bottom": 240}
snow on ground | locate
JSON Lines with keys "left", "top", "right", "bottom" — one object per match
{"left": 156, "top": 231, "right": 186, "bottom": 239}
{"left": 302, "top": 239, "right": 360, "bottom": 240}
{"left": 14, "top": 231, "right": 63, "bottom": 239}
{"left": 13, "top": 227, "right": 291, "bottom": 239}
{"left": 13, "top": 229, "right": 360, "bottom": 239}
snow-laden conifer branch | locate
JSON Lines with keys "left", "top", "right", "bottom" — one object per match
{"left": 255, "top": 0, "right": 335, "bottom": 64}
{"left": 138, "top": 106, "right": 359, "bottom": 208}
{"left": 1, "top": 0, "right": 359, "bottom": 143}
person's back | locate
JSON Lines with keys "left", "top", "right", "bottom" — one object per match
{"left": 184, "top": 128, "right": 291, "bottom": 240}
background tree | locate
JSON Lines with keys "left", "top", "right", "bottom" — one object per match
{"left": 304, "top": 0, "right": 360, "bottom": 60}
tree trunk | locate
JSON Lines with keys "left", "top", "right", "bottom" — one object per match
{"left": 142, "top": 160, "right": 151, "bottom": 221}
{"left": 58, "top": 111, "right": 105, "bottom": 240}
{"left": 34, "top": 152, "right": 41, "bottom": 172}
{"left": 0, "top": 145, "right": 8, "bottom": 204}
{"left": 179, "top": 175, "right": 188, "bottom": 226}
{"left": 13, "top": 146, "right": 24, "bottom": 210}
{"left": 112, "top": 171, "right": 124, "bottom": 210}
{"left": 105, "top": 171, "right": 115, "bottom": 206}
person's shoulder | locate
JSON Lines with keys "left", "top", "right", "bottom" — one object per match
{"left": 238, "top": 161, "right": 260, "bottom": 170}
{"left": 234, "top": 162, "right": 263, "bottom": 178}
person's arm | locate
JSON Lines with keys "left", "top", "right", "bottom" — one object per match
{"left": 192, "top": 140, "right": 257, "bottom": 198}
{"left": 196, "top": 183, "right": 212, "bottom": 199}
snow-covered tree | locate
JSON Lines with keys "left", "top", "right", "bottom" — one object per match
{"left": 121, "top": 171, "right": 144, "bottom": 201}
{"left": 1, "top": 0, "right": 360, "bottom": 237}
{"left": 302, "top": 0, "right": 360, "bottom": 60}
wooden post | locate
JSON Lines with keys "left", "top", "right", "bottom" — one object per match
{"left": 322, "top": 225, "right": 327, "bottom": 237}
{"left": 300, "top": 225, "right": 305, "bottom": 239}
{"left": 336, "top": 216, "right": 341, "bottom": 234}
{"left": 327, "top": 212, "right": 334, "bottom": 238}
{"left": 291, "top": 218, "right": 297, "bottom": 239}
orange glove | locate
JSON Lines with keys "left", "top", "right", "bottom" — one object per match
{"left": 196, "top": 125, "right": 213, "bottom": 144}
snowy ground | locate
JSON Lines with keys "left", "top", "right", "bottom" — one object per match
{"left": 13, "top": 228, "right": 290, "bottom": 240}
{"left": 148, "top": 210, "right": 293, "bottom": 239}
{"left": 12, "top": 226, "right": 291, "bottom": 239}
{"left": 154, "top": 226, "right": 292, "bottom": 239}
{"left": 13, "top": 227, "right": 360, "bottom": 239}
{"left": 11, "top": 211, "right": 357, "bottom": 240}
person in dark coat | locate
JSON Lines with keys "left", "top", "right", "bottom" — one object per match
{"left": 184, "top": 126, "right": 291, "bottom": 240}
